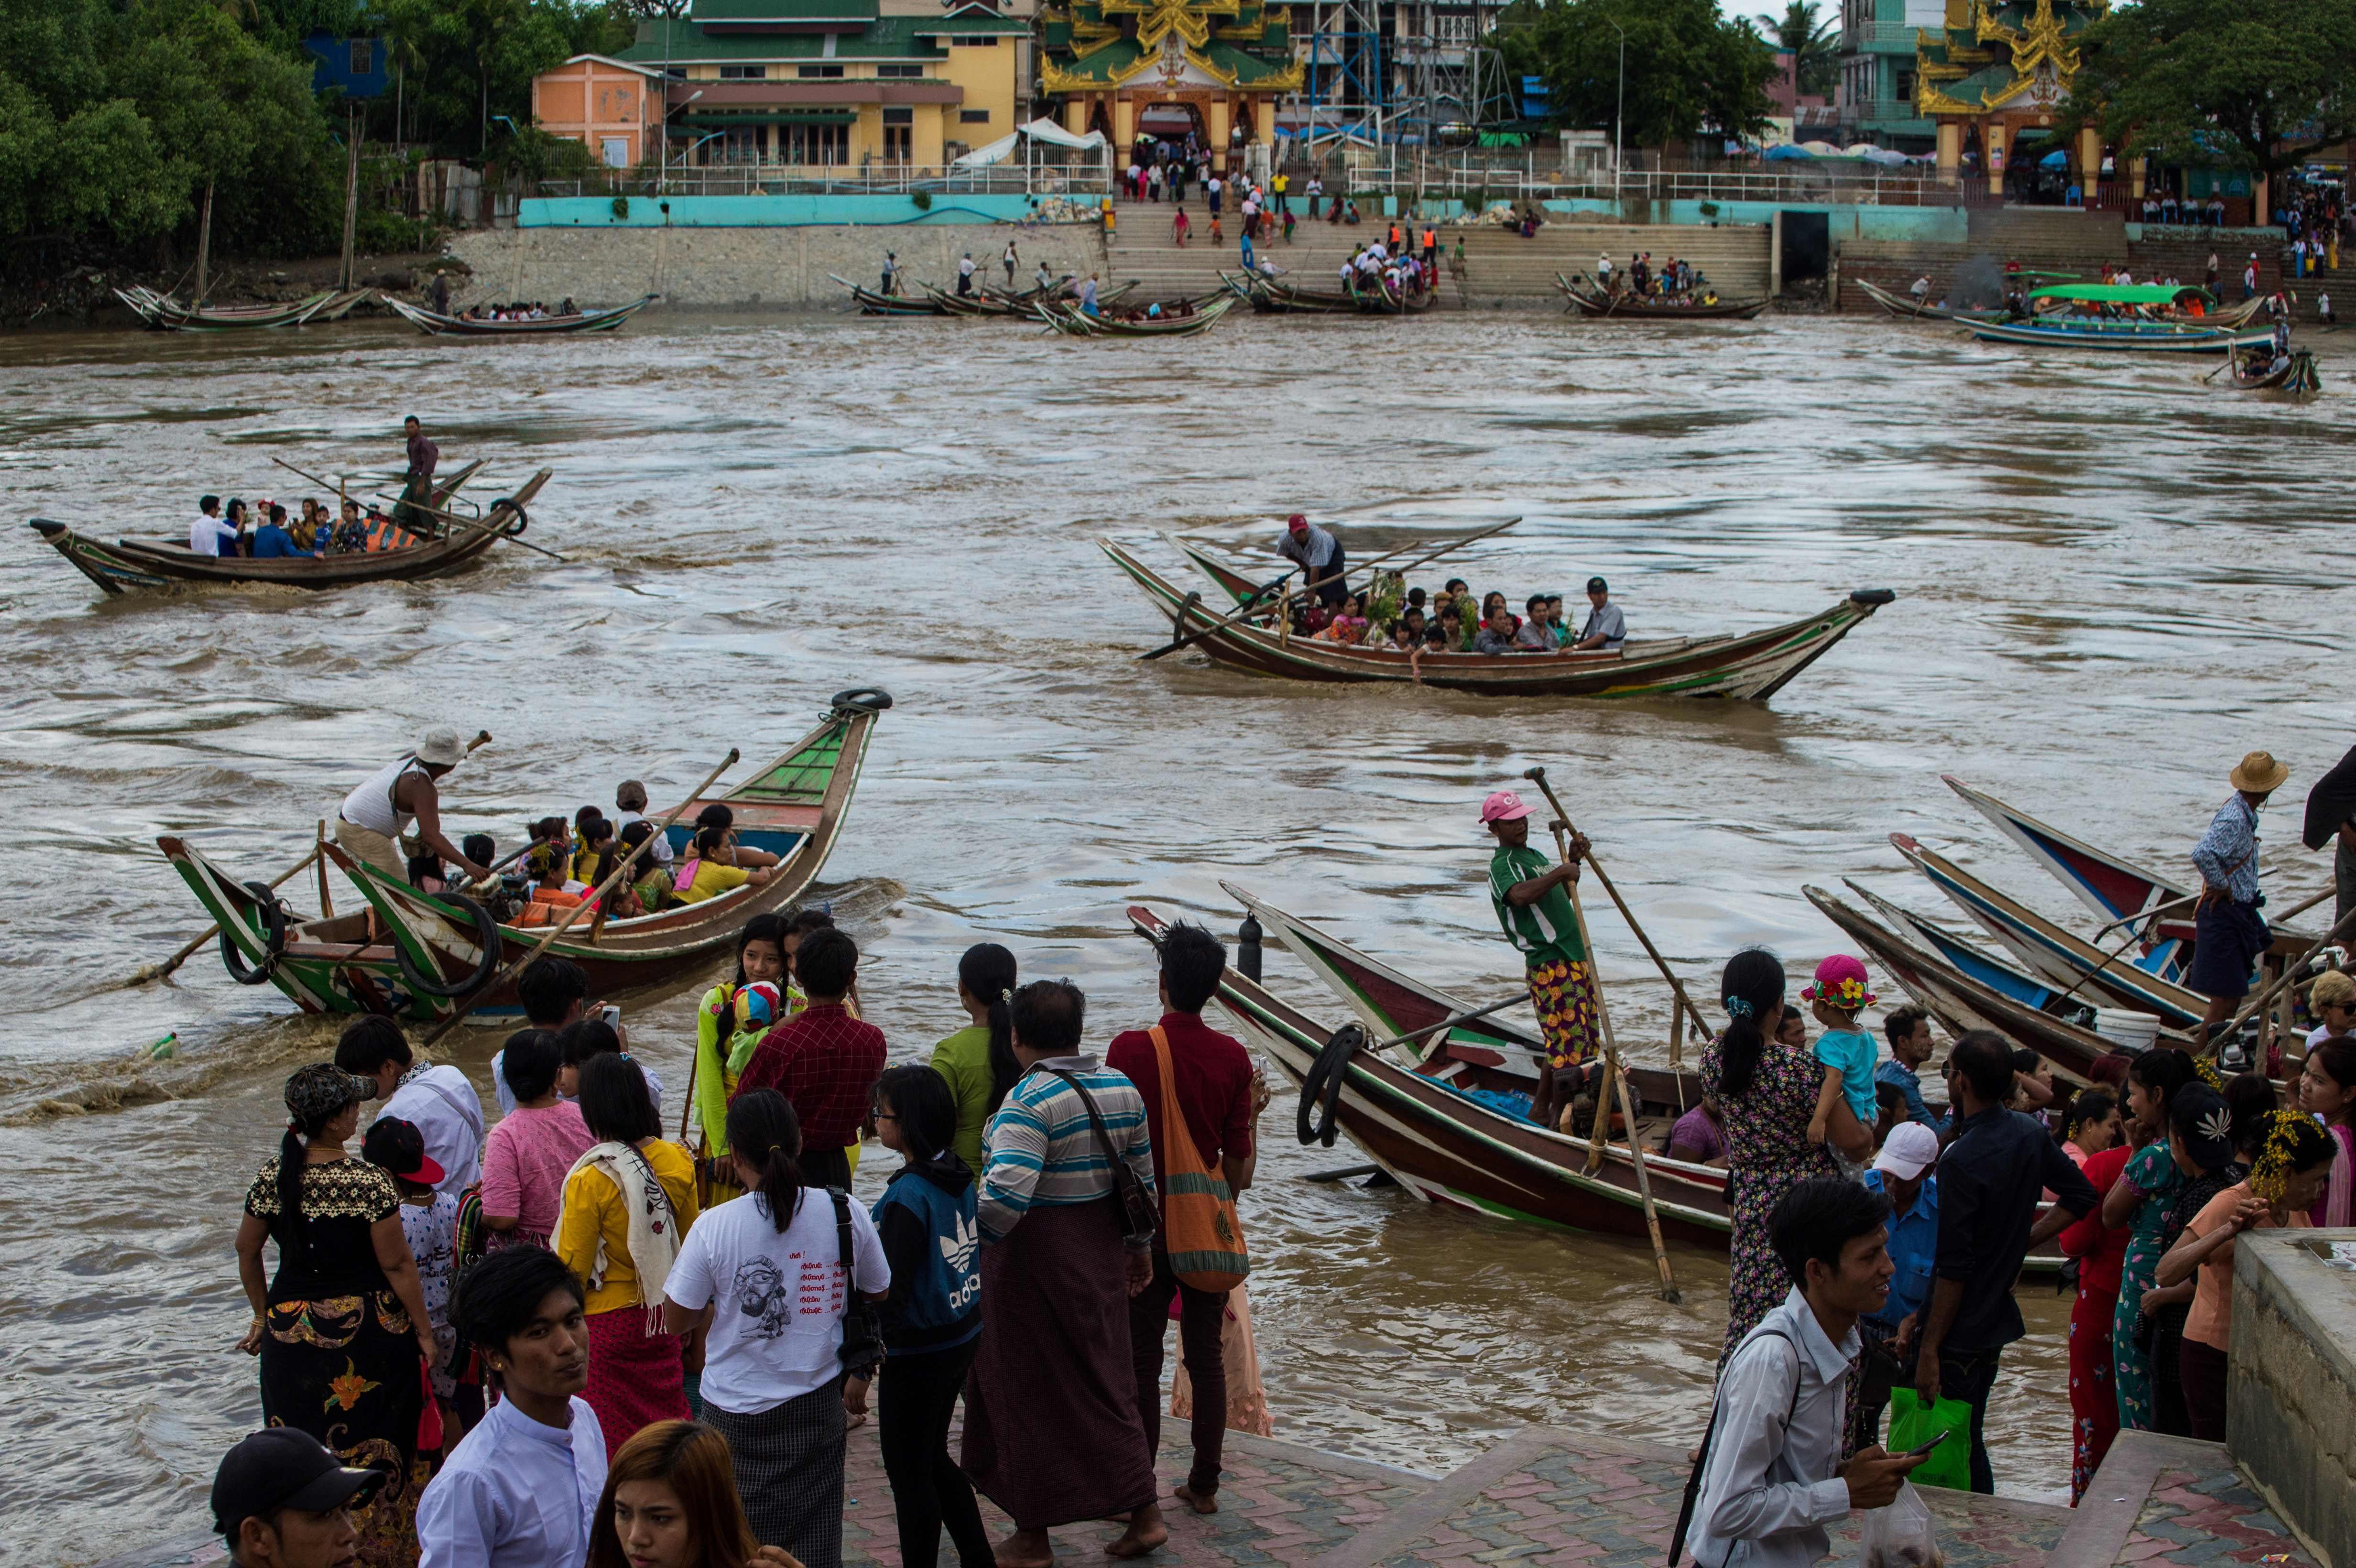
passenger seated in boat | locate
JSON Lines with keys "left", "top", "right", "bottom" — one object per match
{"left": 1478, "top": 591, "right": 1516, "bottom": 637}
{"left": 1401, "top": 606, "right": 1429, "bottom": 642}
{"left": 1385, "top": 621, "right": 1418, "bottom": 651}
{"left": 1515, "top": 595, "right": 1554, "bottom": 651}
{"left": 190, "top": 494, "right": 239, "bottom": 557}
{"left": 1572, "top": 577, "right": 1625, "bottom": 651}
{"left": 617, "top": 822, "right": 671, "bottom": 913}
{"left": 692, "top": 803, "right": 782, "bottom": 871}
{"left": 674, "top": 825, "right": 778, "bottom": 904}
{"left": 515, "top": 844, "right": 588, "bottom": 927}
{"left": 1433, "top": 604, "right": 1463, "bottom": 648}
{"left": 250, "top": 503, "right": 318, "bottom": 559}
{"left": 1474, "top": 605, "right": 1524, "bottom": 654}
{"left": 558, "top": 297, "right": 576, "bottom": 316}
{"left": 1665, "top": 1093, "right": 1726, "bottom": 1167}
{"left": 409, "top": 852, "right": 447, "bottom": 894}
{"left": 573, "top": 816, "right": 617, "bottom": 887}
{"left": 1315, "top": 593, "right": 1370, "bottom": 643}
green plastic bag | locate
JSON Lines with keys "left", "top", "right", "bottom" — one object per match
{"left": 1886, "top": 1388, "right": 1973, "bottom": 1492}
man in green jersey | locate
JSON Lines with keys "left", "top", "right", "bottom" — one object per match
{"left": 1482, "top": 789, "right": 1602, "bottom": 1132}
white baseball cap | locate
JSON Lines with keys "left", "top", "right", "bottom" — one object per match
{"left": 1874, "top": 1122, "right": 1940, "bottom": 1180}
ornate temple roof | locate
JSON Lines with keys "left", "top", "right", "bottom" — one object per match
{"left": 1913, "top": 0, "right": 2104, "bottom": 118}
{"left": 1039, "top": 0, "right": 1301, "bottom": 94}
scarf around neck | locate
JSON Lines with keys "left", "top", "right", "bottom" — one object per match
{"left": 553, "top": 1140, "right": 682, "bottom": 1331}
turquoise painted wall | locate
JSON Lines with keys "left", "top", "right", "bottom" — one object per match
{"left": 1530, "top": 197, "right": 1965, "bottom": 242}
{"left": 521, "top": 194, "right": 1063, "bottom": 228}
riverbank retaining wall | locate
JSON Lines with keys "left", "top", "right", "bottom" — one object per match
{"left": 2229, "top": 1229, "right": 2356, "bottom": 1566}
{"left": 446, "top": 223, "right": 1103, "bottom": 308}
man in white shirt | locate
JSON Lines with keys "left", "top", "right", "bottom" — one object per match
{"left": 419, "top": 1249, "right": 605, "bottom": 1568}
{"left": 1681, "top": 1178, "right": 1925, "bottom": 1568}
{"left": 957, "top": 252, "right": 978, "bottom": 296}
{"left": 613, "top": 780, "right": 676, "bottom": 868}
{"left": 338, "top": 1017, "right": 484, "bottom": 1199}
{"left": 191, "top": 494, "right": 240, "bottom": 556}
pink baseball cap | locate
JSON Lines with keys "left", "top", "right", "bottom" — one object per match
{"left": 1801, "top": 953, "right": 1876, "bottom": 1008}
{"left": 1480, "top": 790, "right": 1531, "bottom": 825}
{"left": 1287, "top": 512, "right": 1309, "bottom": 531}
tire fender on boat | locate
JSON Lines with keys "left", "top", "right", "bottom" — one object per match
{"left": 221, "top": 881, "right": 289, "bottom": 985}
{"left": 829, "top": 687, "right": 895, "bottom": 713}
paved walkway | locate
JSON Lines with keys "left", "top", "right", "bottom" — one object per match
{"left": 97, "top": 1417, "right": 2321, "bottom": 1568}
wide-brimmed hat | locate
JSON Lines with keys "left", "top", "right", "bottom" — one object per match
{"left": 2229, "top": 750, "right": 2290, "bottom": 793}
{"left": 1480, "top": 790, "right": 1532, "bottom": 825}
{"left": 415, "top": 728, "right": 467, "bottom": 767}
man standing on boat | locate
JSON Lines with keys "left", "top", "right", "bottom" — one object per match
{"left": 1276, "top": 513, "right": 1347, "bottom": 609}
{"left": 2188, "top": 751, "right": 2290, "bottom": 1050}
{"left": 397, "top": 416, "right": 439, "bottom": 532}
{"left": 1482, "top": 790, "right": 1601, "bottom": 1134}
{"left": 337, "top": 729, "right": 491, "bottom": 891}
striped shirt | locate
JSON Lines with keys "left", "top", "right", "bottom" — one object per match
{"left": 1488, "top": 844, "right": 1586, "bottom": 964}
{"left": 977, "top": 1055, "right": 1155, "bottom": 1243}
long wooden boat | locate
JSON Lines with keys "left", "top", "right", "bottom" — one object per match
{"left": 1038, "top": 294, "right": 1234, "bottom": 338}
{"left": 158, "top": 690, "right": 888, "bottom": 1023}
{"left": 1103, "top": 539, "right": 1892, "bottom": 699}
{"left": 117, "top": 286, "right": 344, "bottom": 331}
{"left": 2229, "top": 347, "right": 2322, "bottom": 394}
{"left": 1557, "top": 273, "right": 1768, "bottom": 321}
{"left": 1963, "top": 316, "right": 2273, "bottom": 354}
{"left": 1807, "top": 883, "right": 2159, "bottom": 1086}
{"left": 1230, "top": 273, "right": 1363, "bottom": 314}
{"left": 1853, "top": 278, "right": 2007, "bottom": 324}
{"left": 1940, "top": 775, "right": 2192, "bottom": 932}
{"left": 386, "top": 295, "right": 655, "bottom": 337}
{"left": 1889, "top": 833, "right": 2205, "bottom": 1025}
{"left": 829, "top": 274, "right": 948, "bottom": 316}
{"left": 29, "top": 467, "right": 543, "bottom": 596}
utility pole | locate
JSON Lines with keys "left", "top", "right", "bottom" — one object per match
{"left": 339, "top": 103, "right": 361, "bottom": 289}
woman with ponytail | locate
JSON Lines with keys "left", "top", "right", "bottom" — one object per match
{"left": 931, "top": 942, "right": 1019, "bottom": 1174}
{"left": 234, "top": 1064, "right": 436, "bottom": 1567}
{"left": 1700, "top": 948, "right": 1839, "bottom": 1364}
{"left": 663, "top": 1090, "right": 888, "bottom": 1568}
{"left": 2100, "top": 1045, "right": 2198, "bottom": 1431}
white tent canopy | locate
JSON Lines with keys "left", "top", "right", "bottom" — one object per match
{"left": 952, "top": 118, "right": 1108, "bottom": 167}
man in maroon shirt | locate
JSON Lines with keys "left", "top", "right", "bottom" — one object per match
{"left": 1105, "top": 922, "right": 1264, "bottom": 1514}
{"left": 731, "top": 926, "right": 884, "bottom": 1188}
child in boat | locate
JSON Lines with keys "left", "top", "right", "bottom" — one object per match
{"left": 514, "top": 843, "right": 588, "bottom": 928}
{"left": 1801, "top": 955, "right": 1879, "bottom": 1173}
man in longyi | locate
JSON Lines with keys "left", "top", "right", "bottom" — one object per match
{"left": 1481, "top": 789, "right": 1602, "bottom": 1133}
{"left": 2188, "top": 750, "right": 2290, "bottom": 1049}
{"left": 336, "top": 729, "right": 491, "bottom": 904}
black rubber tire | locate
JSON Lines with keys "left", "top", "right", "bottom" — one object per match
{"left": 392, "top": 893, "right": 504, "bottom": 998}
{"left": 220, "top": 882, "right": 288, "bottom": 986}
{"left": 1296, "top": 1024, "right": 1363, "bottom": 1148}
{"left": 492, "top": 499, "right": 530, "bottom": 537}
{"left": 829, "top": 687, "right": 895, "bottom": 713}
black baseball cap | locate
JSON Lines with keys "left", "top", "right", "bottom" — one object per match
{"left": 1586, "top": 576, "right": 1608, "bottom": 593}
{"left": 211, "top": 1428, "right": 382, "bottom": 1539}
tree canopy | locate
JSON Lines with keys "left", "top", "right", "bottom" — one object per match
{"left": 1496, "top": 0, "right": 1777, "bottom": 151}
{"left": 2068, "top": 0, "right": 2356, "bottom": 179}
{"left": 1765, "top": 1, "right": 1836, "bottom": 99}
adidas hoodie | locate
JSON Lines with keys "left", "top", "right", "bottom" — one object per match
{"left": 872, "top": 1150, "right": 984, "bottom": 1354}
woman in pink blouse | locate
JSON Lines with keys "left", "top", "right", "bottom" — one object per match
{"left": 480, "top": 1030, "right": 594, "bottom": 1249}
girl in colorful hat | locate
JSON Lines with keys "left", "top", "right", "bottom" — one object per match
{"left": 1802, "top": 954, "right": 1879, "bottom": 1169}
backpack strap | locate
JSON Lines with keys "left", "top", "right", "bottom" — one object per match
{"left": 1666, "top": 1328, "right": 1800, "bottom": 1567}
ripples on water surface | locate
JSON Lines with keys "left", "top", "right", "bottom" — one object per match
{"left": 0, "top": 311, "right": 2346, "bottom": 1560}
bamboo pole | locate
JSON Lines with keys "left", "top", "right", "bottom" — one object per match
{"left": 420, "top": 749, "right": 738, "bottom": 1046}
{"left": 316, "top": 820, "right": 335, "bottom": 920}
{"left": 194, "top": 180, "right": 215, "bottom": 302}
{"left": 1539, "top": 811, "right": 1680, "bottom": 1303}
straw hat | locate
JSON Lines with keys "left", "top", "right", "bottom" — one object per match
{"left": 2229, "top": 750, "right": 2290, "bottom": 793}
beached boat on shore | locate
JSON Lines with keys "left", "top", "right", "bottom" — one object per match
{"left": 1557, "top": 273, "right": 1767, "bottom": 320}
{"left": 155, "top": 690, "right": 888, "bottom": 1023}
{"left": 116, "top": 286, "right": 370, "bottom": 331}
{"left": 27, "top": 463, "right": 535, "bottom": 596}
{"left": 385, "top": 295, "right": 656, "bottom": 337}
{"left": 1104, "top": 539, "right": 1892, "bottom": 701}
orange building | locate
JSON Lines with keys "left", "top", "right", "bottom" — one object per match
{"left": 532, "top": 54, "right": 665, "bottom": 169}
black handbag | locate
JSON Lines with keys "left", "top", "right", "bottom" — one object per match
{"left": 830, "top": 1188, "right": 885, "bottom": 1378}
{"left": 1049, "top": 1070, "right": 1161, "bottom": 1247}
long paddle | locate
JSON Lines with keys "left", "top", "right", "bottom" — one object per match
{"left": 127, "top": 730, "right": 492, "bottom": 986}
{"left": 422, "top": 749, "right": 739, "bottom": 1046}
{"left": 1522, "top": 766, "right": 1714, "bottom": 1042}
{"left": 370, "top": 489, "right": 569, "bottom": 564}
{"left": 1528, "top": 798, "right": 1680, "bottom": 1303}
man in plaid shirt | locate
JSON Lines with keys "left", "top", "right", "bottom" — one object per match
{"left": 733, "top": 926, "right": 884, "bottom": 1188}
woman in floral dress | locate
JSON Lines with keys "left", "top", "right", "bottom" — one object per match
{"left": 2103, "top": 1048, "right": 2197, "bottom": 1431}
{"left": 1701, "top": 948, "right": 1839, "bottom": 1366}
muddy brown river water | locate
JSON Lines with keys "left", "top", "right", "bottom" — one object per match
{"left": 1, "top": 309, "right": 2348, "bottom": 1563}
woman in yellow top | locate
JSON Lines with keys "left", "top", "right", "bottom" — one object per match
{"left": 931, "top": 941, "right": 1018, "bottom": 1174}
{"left": 554, "top": 1054, "right": 702, "bottom": 1462}
{"left": 672, "top": 826, "right": 777, "bottom": 905}
{"left": 689, "top": 917, "right": 796, "bottom": 1205}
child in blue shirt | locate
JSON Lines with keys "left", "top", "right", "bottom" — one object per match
{"left": 1802, "top": 954, "right": 1880, "bottom": 1166}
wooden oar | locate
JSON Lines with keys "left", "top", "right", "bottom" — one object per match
{"left": 1522, "top": 766, "right": 1714, "bottom": 1041}
{"left": 372, "top": 489, "right": 569, "bottom": 564}
{"left": 1532, "top": 803, "right": 1680, "bottom": 1303}
{"left": 421, "top": 749, "right": 738, "bottom": 1046}
{"left": 1342, "top": 516, "right": 1522, "bottom": 599}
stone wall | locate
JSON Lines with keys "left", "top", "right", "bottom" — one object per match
{"left": 2228, "top": 1228, "right": 2356, "bottom": 1567}
{"left": 445, "top": 222, "right": 1106, "bottom": 309}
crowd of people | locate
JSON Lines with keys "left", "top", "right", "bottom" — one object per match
{"left": 184, "top": 417, "right": 452, "bottom": 562}
{"left": 459, "top": 299, "right": 579, "bottom": 322}
{"left": 1268, "top": 515, "right": 1628, "bottom": 657}
{"left": 213, "top": 915, "right": 1276, "bottom": 1568}
{"left": 1593, "top": 250, "right": 1719, "bottom": 304}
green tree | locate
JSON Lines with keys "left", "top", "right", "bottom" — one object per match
{"left": 1496, "top": 0, "right": 1776, "bottom": 152}
{"left": 1765, "top": 1, "right": 1836, "bottom": 98}
{"left": 2068, "top": 0, "right": 2356, "bottom": 189}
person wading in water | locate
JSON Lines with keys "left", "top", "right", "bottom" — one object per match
{"left": 1481, "top": 789, "right": 1602, "bottom": 1134}
{"left": 336, "top": 730, "right": 491, "bottom": 936}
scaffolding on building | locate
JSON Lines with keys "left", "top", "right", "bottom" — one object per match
{"left": 1293, "top": 0, "right": 1516, "bottom": 147}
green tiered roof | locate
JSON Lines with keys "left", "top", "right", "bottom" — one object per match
{"left": 1040, "top": 0, "right": 1301, "bottom": 94}
{"left": 1913, "top": 0, "right": 2102, "bottom": 117}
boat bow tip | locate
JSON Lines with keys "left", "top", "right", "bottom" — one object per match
{"left": 1888, "top": 831, "right": 1923, "bottom": 854}
{"left": 1848, "top": 588, "right": 1897, "bottom": 607}
{"left": 827, "top": 686, "right": 894, "bottom": 714}
{"left": 28, "top": 519, "right": 67, "bottom": 540}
